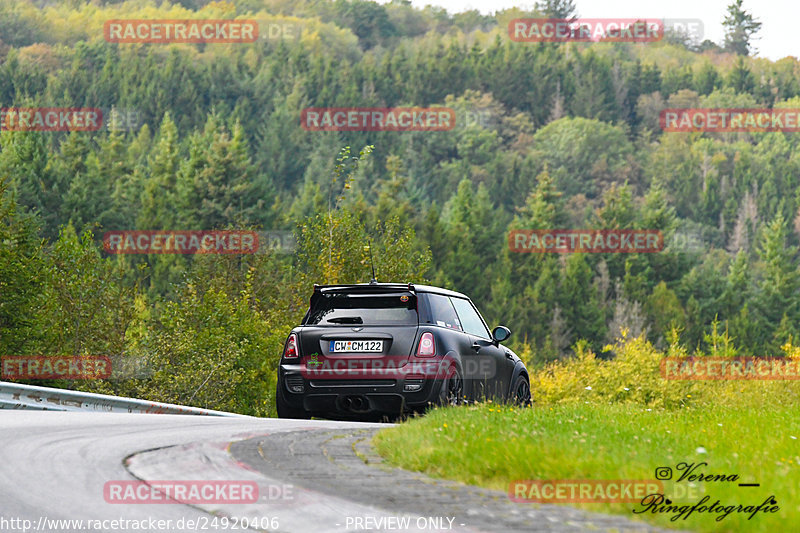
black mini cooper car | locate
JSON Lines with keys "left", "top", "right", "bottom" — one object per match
{"left": 276, "top": 282, "right": 531, "bottom": 419}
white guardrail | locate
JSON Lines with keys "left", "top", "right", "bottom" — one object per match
{"left": 0, "top": 381, "right": 246, "bottom": 416}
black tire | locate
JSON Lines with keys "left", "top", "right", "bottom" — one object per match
{"left": 276, "top": 387, "right": 310, "bottom": 419}
{"left": 512, "top": 374, "right": 532, "bottom": 407}
{"left": 437, "top": 364, "right": 463, "bottom": 406}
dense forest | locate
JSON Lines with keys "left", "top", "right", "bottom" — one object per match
{"left": 2, "top": 0, "right": 800, "bottom": 414}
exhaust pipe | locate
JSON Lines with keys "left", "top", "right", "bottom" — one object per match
{"left": 342, "top": 396, "right": 366, "bottom": 410}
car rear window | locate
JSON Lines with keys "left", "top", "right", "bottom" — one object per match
{"left": 304, "top": 292, "right": 418, "bottom": 326}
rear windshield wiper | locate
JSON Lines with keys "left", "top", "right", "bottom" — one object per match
{"left": 327, "top": 316, "right": 364, "bottom": 324}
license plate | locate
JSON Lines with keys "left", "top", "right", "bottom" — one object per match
{"left": 329, "top": 340, "right": 383, "bottom": 352}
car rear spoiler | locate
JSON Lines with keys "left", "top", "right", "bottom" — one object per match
{"left": 313, "top": 283, "right": 415, "bottom": 293}
{"left": 302, "top": 283, "right": 416, "bottom": 325}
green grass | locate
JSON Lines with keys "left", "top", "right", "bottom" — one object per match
{"left": 373, "top": 403, "right": 800, "bottom": 532}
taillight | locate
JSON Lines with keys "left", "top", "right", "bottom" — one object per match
{"left": 283, "top": 333, "right": 299, "bottom": 359}
{"left": 417, "top": 332, "right": 435, "bottom": 357}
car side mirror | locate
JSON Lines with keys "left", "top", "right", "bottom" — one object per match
{"left": 492, "top": 326, "right": 511, "bottom": 344}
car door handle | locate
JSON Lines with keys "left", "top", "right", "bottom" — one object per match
{"left": 471, "top": 342, "right": 481, "bottom": 352}
{"left": 505, "top": 352, "right": 513, "bottom": 359}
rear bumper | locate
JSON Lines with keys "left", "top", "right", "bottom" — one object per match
{"left": 278, "top": 360, "right": 448, "bottom": 417}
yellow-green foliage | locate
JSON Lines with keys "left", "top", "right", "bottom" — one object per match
{"left": 531, "top": 329, "right": 800, "bottom": 409}
{"left": 11, "top": 0, "right": 363, "bottom": 62}
{"left": 532, "top": 330, "right": 694, "bottom": 408}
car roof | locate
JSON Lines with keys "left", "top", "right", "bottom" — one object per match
{"left": 313, "top": 282, "right": 469, "bottom": 299}
{"left": 413, "top": 284, "right": 469, "bottom": 299}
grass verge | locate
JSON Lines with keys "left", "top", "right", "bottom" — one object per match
{"left": 373, "top": 403, "right": 798, "bottom": 532}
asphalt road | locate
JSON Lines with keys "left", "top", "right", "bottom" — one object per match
{"left": 0, "top": 412, "right": 672, "bottom": 533}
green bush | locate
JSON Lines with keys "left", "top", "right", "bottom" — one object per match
{"left": 531, "top": 328, "right": 800, "bottom": 410}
